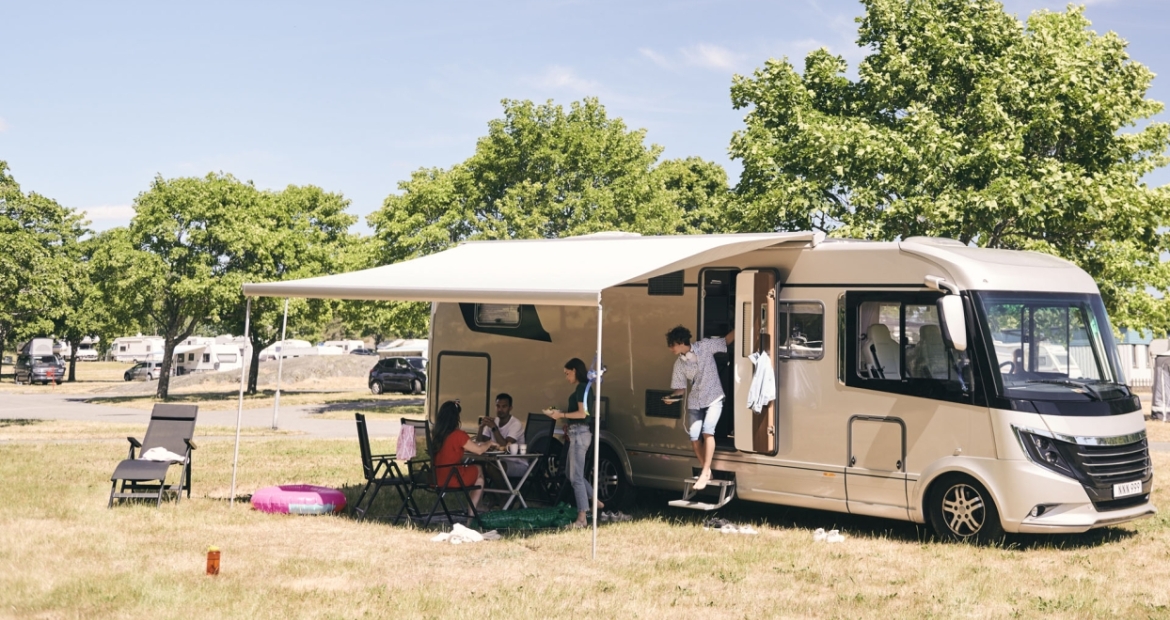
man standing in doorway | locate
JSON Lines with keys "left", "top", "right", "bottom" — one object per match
{"left": 664, "top": 326, "right": 734, "bottom": 490}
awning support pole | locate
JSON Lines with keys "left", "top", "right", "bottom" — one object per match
{"left": 271, "top": 298, "right": 289, "bottom": 429}
{"left": 230, "top": 297, "right": 252, "bottom": 508}
{"left": 592, "top": 296, "right": 602, "bottom": 559}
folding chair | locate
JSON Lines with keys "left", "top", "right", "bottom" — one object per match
{"left": 108, "top": 404, "right": 198, "bottom": 508}
{"left": 395, "top": 418, "right": 482, "bottom": 526}
{"left": 351, "top": 413, "right": 412, "bottom": 521}
{"left": 521, "top": 413, "right": 568, "bottom": 504}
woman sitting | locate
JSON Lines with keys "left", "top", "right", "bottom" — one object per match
{"left": 431, "top": 400, "right": 496, "bottom": 509}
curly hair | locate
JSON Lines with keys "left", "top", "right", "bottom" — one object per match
{"left": 666, "top": 325, "right": 692, "bottom": 347}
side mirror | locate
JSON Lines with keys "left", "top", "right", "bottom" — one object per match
{"left": 937, "top": 295, "right": 968, "bottom": 352}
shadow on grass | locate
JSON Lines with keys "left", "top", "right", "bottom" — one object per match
{"left": 0, "top": 418, "right": 44, "bottom": 428}
{"left": 635, "top": 488, "right": 1137, "bottom": 550}
{"left": 303, "top": 398, "right": 425, "bottom": 415}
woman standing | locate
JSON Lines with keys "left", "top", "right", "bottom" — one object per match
{"left": 431, "top": 400, "right": 495, "bottom": 510}
{"left": 545, "top": 358, "right": 602, "bottom": 527}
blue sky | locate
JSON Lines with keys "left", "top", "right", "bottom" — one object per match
{"left": 2, "top": 0, "right": 1167, "bottom": 232}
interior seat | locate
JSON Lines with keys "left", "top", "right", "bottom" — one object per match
{"left": 915, "top": 324, "right": 948, "bottom": 379}
{"left": 863, "top": 323, "right": 900, "bottom": 379}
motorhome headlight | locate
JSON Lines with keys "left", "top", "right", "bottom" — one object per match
{"left": 1017, "top": 429, "right": 1077, "bottom": 480}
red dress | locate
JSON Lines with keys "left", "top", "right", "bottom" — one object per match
{"left": 434, "top": 429, "right": 478, "bottom": 487}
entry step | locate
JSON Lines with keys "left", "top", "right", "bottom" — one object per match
{"left": 669, "top": 476, "right": 735, "bottom": 510}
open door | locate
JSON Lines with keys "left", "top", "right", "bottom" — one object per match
{"left": 733, "top": 270, "right": 777, "bottom": 453}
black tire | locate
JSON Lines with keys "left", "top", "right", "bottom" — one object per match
{"left": 147, "top": 372, "right": 155, "bottom": 381}
{"left": 411, "top": 379, "right": 423, "bottom": 395}
{"left": 124, "top": 373, "right": 132, "bottom": 382}
{"left": 928, "top": 474, "right": 1005, "bottom": 544}
{"left": 370, "top": 381, "right": 383, "bottom": 395}
{"left": 586, "top": 445, "right": 636, "bottom": 510}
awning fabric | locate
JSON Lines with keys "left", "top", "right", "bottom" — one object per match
{"left": 242, "top": 232, "right": 821, "bottom": 306}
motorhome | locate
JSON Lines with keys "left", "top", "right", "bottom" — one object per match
{"left": 323, "top": 339, "right": 367, "bottom": 353}
{"left": 377, "top": 338, "right": 429, "bottom": 359}
{"left": 245, "top": 233, "right": 1154, "bottom": 541}
{"left": 172, "top": 337, "right": 243, "bottom": 374}
{"left": 111, "top": 335, "right": 165, "bottom": 362}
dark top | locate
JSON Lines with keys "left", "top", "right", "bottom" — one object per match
{"left": 566, "top": 382, "right": 593, "bottom": 426}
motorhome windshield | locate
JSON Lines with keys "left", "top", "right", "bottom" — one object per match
{"left": 973, "top": 291, "right": 1128, "bottom": 405}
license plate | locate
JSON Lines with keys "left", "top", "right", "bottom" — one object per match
{"left": 1113, "top": 480, "right": 1142, "bottom": 499}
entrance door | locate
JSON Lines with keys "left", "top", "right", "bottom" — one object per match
{"left": 846, "top": 416, "right": 908, "bottom": 519}
{"left": 733, "top": 270, "right": 777, "bottom": 454}
{"left": 433, "top": 352, "right": 491, "bottom": 422}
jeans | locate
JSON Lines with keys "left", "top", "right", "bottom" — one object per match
{"left": 686, "top": 398, "right": 723, "bottom": 442}
{"left": 566, "top": 424, "right": 595, "bottom": 513}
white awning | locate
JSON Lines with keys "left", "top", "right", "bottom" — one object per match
{"left": 172, "top": 345, "right": 204, "bottom": 355}
{"left": 242, "top": 232, "right": 821, "bottom": 306}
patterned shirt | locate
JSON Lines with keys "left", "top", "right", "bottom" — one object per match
{"left": 671, "top": 337, "right": 727, "bottom": 409}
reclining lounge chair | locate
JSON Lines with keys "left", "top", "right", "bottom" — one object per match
{"left": 108, "top": 404, "right": 199, "bottom": 508}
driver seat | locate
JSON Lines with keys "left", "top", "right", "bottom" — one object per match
{"left": 864, "top": 324, "right": 900, "bottom": 379}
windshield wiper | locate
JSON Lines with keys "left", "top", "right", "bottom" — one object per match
{"left": 1025, "top": 379, "right": 1102, "bottom": 401}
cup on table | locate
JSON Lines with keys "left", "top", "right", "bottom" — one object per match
{"left": 519, "top": 443, "right": 527, "bottom": 455}
{"left": 507, "top": 443, "right": 519, "bottom": 455}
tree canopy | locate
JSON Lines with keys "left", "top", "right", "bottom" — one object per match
{"left": 367, "top": 97, "right": 730, "bottom": 333}
{"left": 728, "top": 0, "right": 1170, "bottom": 331}
{"left": 0, "top": 161, "right": 87, "bottom": 370}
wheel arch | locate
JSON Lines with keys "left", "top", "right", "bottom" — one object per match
{"left": 913, "top": 457, "right": 1009, "bottom": 527}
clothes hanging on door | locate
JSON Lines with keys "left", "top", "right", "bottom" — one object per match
{"left": 747, "top": 351, "right": 775, "bottom": 413}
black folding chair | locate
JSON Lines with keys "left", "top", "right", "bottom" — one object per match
{"left": 395, "top": 418, "right": 482, "bottom": 526}
{"left": 108, "top": 404, "right": 198, "bottom": 508}
{"left": 351, "top": 413, "right": 412, "bottom": 521}
{"left": 521, "top": 413, "right": 568, "bottom": 504}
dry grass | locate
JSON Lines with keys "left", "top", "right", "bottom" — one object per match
{"left": 1, "top": 424, "right": 1169, "bottom": 619}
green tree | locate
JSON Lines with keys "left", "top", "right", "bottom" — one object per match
{"left": 728, "top": 0, "right": 1170, "bottom": 331}
{"left": 52, "top": 236, "right": 113, "bottom": 382}
{"left": 218, "top": 184, "right": 357, "bottom": 394}
{"left": 107, "top": 173, "right": 267, "bottom": 399}
{"left": 368, "top": 97, "right": 730, "bottom": 332}
{"left": 0, "top": 161, "right": 87, "bottom": 377}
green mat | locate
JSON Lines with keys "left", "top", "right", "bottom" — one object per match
{"left": 473, "top": 503, "right": 576, "bottom": 530}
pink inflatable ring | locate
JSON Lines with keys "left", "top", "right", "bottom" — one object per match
{"left": 251, "top": 484, "right": 347, "bottom": 515}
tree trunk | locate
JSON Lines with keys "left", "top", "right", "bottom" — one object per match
{"left": 247, "top": 335, "right": 263, "bottom": 395}
{"left": 67, "top": 342, "right": 79, "bottom": 382}
{"left": 0, "top": 327, "right": 6, "bottom": 383}
{"left": 156, "top": 335, "right": 178, "bottom": 400}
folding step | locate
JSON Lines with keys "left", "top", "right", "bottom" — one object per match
{"left": 667, "top": 477, "right": 735, "bottom": 510}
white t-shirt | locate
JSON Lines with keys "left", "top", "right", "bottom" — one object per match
{"left": 480, "top": 416, "right": 526, "bottom": 477}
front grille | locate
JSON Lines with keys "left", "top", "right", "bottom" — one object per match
{"left": 1066, "top": 439, "right": 1152, "bottom": 487}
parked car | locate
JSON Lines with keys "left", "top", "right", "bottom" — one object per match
{"left": 349, "top": 347, "right": 378, "bottom": 356}
{"left": 369, "top": 356, "right": 427, "bottom": 395}
{"left": 123, "top": 360, "right": 166, "bottom": 382}
{"left": 14, "top": 354, "right": 66, "bottom": 385}
{"left": 73, "top": 345, "right": 100, "bottom": 362}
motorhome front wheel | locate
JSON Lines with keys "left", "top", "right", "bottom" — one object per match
{"left": 928, "top": 475, "right": 1004, "bottom": 544}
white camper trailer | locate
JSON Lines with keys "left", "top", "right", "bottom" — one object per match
{"left": 172, "top": 337, "right": 243, "bottom": 374}
{"left": 111, "top": 335, "right": 165, "bottom": 362}
{"left": 243, "top": 233, "right": 1154, "bottom": 541}
{"left": 323, "top": 339, "right": 367, "bottom": 353}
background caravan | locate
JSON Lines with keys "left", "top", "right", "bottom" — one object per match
{"left": 426, "top": 235, "right": 1153, "bottom": 541}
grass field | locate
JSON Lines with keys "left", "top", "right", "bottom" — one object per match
{"left": 1, "top": 421, "right": 1169, "bottom": 619}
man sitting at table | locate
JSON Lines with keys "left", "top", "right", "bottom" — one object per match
{"left": 478, "top": 393, "right": 526, "bottom": 480}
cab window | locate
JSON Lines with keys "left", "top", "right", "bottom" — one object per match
{"left": 845, "top": 291, "right": 972, "bottom": 403}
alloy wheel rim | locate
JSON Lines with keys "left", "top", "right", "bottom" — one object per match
{"left": 941, "top": 483, "right": 986, "bottom": 537}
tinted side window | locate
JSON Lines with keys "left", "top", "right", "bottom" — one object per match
{"left": 846, "top": 291, "right": 972, "bottom": 403}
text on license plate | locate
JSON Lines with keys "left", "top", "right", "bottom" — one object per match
{"left": 1113, "top": 480, "right": 1142, "bottom": 499}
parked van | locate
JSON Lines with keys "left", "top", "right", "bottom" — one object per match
{"left": 245, "top": 233, "right": 1154, "bottom": 541}
{"left": 14, "top": 352, "right": 65, "bottom": 385}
